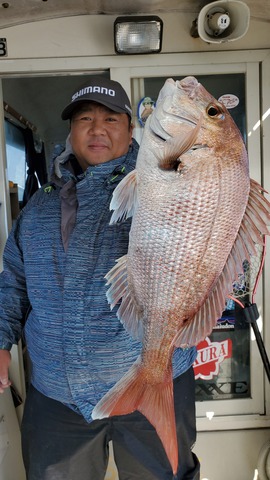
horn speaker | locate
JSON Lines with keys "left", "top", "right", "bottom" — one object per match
{"left": 196, "top": 0, "right": 250, "bottom": 43}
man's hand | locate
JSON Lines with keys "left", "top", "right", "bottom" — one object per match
{"left": 0, "top": 350, "right": 11, "bottom": 393}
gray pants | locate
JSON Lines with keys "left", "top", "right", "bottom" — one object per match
{"left": 21, "top": 367, "right": 200, "bottom": 480}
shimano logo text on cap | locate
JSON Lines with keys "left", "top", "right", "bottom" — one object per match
{"left": 61, "top": 76, "right": 132, "bottom": 120}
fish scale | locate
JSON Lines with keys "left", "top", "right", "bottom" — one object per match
{"left": 92, "top": 76, "right": 270, "bottom": 475}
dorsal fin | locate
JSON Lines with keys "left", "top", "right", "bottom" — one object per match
{"left": 173, "top": 178, "right": 270, "bottom": 348}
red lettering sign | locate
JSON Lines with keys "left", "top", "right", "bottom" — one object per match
{"left": 193, "top": 336, "right": 232, "bottom": 380}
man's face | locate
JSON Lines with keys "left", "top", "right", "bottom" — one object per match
{"left": 70, "top": 102, "right": 133, "bottom": 170}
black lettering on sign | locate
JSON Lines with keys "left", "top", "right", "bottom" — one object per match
{"left": 195, "top": 381, "right": 250, "bottom": 400}
{"left": 0, "top": 38, "right": 7, "bottom": 57}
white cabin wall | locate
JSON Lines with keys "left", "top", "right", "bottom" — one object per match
{"left": 195, "top": 429, "right": 270, "bottom": 479}
{"left": 0, "top": 13, "right": 269, "bottom": 59}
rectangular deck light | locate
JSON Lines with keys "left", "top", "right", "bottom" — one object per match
{"left": 114, "top": 16, "right": 163, "bottom": 54}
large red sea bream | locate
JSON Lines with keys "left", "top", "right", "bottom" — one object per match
{"left": 92, "top": 76, "right": 270, "bottom": 474}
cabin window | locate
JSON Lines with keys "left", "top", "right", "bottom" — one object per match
{"left": 141, "top": 73, "right": 246, "bottom": 140}
{"left": 4, "top": 119, "right": 27, "bottom": 202}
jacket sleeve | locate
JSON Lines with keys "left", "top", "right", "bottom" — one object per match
{"left": 0, "top": 214, "right": 30, "bottom": 350}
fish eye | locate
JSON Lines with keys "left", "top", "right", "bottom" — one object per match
{"left": 206, "top": 103, "right": 225, "bottom": 119}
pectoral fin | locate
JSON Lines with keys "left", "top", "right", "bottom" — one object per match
{"left": 158, "top": 115, "right": 202, "bottom": 171}
{"left": 109, "top": 169, "right": 138, "bottom": 224}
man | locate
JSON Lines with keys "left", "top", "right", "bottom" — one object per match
{"left": 0, "top": 76, "right": 200, "bottom": 479}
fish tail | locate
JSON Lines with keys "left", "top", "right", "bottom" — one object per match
{"left": 92, "top": 358, "right": 178, "bottom": 475}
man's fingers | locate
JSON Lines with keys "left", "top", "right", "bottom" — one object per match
{"left": 0, "top": 350, "right": 12, "bottom": 393}
{"left": 0, "top": 377, "right": 10, "bottom": 386}
{"left": 0, "top": 378, "right": 11, "bottom": 393}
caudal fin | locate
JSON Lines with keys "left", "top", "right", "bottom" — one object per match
{"left": 92, "top": 357, "right": 178, "bottom": 475}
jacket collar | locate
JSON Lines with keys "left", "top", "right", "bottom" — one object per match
{"left": 51, "top": 138, "right": 139, "bottom": 188}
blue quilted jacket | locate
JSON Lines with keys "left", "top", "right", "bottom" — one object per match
{"left": 0, "top": 139, "right": 197, "bottom": 421}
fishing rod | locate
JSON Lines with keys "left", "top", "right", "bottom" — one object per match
{"left": 242, "top": 302, "right": 270, "bottom": 383}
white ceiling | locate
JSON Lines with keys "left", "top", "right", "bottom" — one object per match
{"left": 0, "top": 0, "right": 269, "bottom": 28}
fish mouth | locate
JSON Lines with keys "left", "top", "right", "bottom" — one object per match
{"left": 178, "top": 76, "right": 200, "bottom": 97}
{"left": 150, "top": 77, "right": 202, "bottom": 142}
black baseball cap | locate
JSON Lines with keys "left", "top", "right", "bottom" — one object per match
{"left": 61, "top": 76, "right": 132, "bottom": 120}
